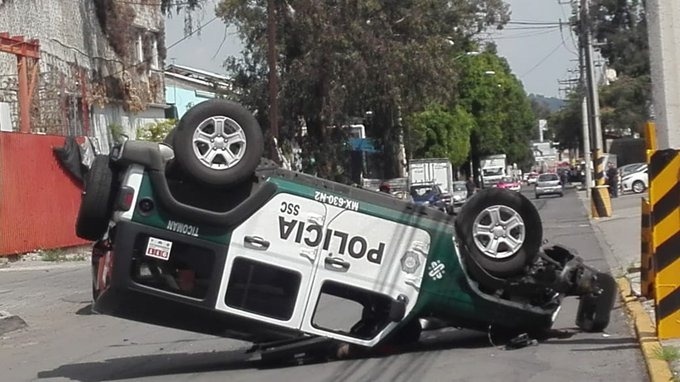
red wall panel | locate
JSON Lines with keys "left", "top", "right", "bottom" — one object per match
{"left": 0, "top": 132, "right": 88, "bottom": 255}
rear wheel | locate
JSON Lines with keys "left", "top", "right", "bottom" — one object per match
{"left": 75, "top": 155, "right": 115, "bottom": 241}
{"left": 456, "top": 188, "right": 542, "bottom": 277}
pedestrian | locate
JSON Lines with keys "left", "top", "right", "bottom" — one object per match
{"left": 465, "top": 176, "right": 476, "bottom": 199}
{"left": 606, "top": 162, "right": 618, "bottom": 198}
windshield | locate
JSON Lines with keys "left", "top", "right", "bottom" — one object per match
{"left": 621, "top": 163, "right": 646, "bottom": 176}
{"left": 538, "top": 174, "right": 559, "bottom": 182}
{"left": 410, "top": 185, "right": 435, "bottom": 197}
{"left": 452, "top": 182, "right": 466, "bottom": 191}
{"left": 500, "top": 177, "right": 513, "bottom": 183}
{"left": 483, "top": 168, "right": 504, "bottom": 176}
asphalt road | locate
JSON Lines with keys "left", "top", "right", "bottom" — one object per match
{"left": 0, "top": 186, "right": 648, "bottom": 382}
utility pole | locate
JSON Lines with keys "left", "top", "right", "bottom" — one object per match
{"left": 266, "top": 0, "right": 279, "bottom": 155}
{"left": 581, "top": 0, "right": 605, "bottom": 186}
{"left": 577, "top": 2, "right": 593, "bottom": 198}
{"left": 647, "top": 1, "right": 680, "bottom": 149}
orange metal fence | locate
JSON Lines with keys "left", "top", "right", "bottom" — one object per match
{"left": 0, "top": 132, "right": 87, "bottom": 256}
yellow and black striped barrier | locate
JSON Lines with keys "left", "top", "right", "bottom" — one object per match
{"left": 591, "top": 186, "right": 612, "bottom": 218}
{"left": 591, "top": 149, "right": 613, "bottom": 218}
{"left": 594, "top": 149, "right": 606, "bottom": 186}
{"left": 649, "top": 149, "right": 680, "bottom": 339}
{"left": 640, "top": 197, "right": 654, "bottom": 299}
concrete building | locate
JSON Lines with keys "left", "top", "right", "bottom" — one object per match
{"left": 0, "top": 0, "right": 168, "bottom": 152}
{"left": 165, "top": 64, "right": 234, "bottom": 119}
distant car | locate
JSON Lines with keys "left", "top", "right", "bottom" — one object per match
{"left": 410, "top": 184, "right": 450, "bottom": 213}
{"left": 451, "top": 181, "right": 468, "bottom": 205}
{"left": 619, "top": 163, "right": 646, "bottom": 179}
{"left": 535, "top": 173, "right": 563, "bottom": 199}
{"left": 495, "top": 177, "right": 521, "bottom": 192}
{"left": 621, "top": 167, "right": 648, "bottom": 194}
{"left": 526, "top": 172, "right": 539, "bottom": 185}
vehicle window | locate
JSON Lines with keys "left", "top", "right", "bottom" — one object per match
{"left": 311, "top": 281, "right": 392, "bottom": 340}
{"left": 225, "top": 257, "right": 301, "bottom": 321}
{"left": 483, "top": 168, "right": 504, "bottom": 176}
{"left": 501, "top": 177, "right": 512, "bottom": 182}
{"left": 410, "top": 186, "right": 433, "bottom": 197}
{"left": 538, "top": 174, "right": 559, "bottom": 181}
{"left": 131, "top": 235, "right": 214, "bottom": 299}
{"left": 453, "top": 183, "right": 466, "bottom": 191}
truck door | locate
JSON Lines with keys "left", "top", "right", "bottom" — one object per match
{"left": 300, "top": 207, "right": 431, "bottom": 347}
{"left": 215, "top": 193, "right": 327, "bottom": 330}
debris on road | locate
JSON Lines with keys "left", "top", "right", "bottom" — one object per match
{"left": 0, "top": 310, "right": 27, "bottom": 335}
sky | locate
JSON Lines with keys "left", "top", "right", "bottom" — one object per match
{"left": 164, "top": 0, "right": 579, "bottom": 99}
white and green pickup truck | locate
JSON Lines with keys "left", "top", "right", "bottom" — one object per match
{"left": 76, "top": 100, "right": 616, "bottom": 362}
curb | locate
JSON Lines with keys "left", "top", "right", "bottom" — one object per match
{"left": 617, "top": 278, "right": 674, "bottom": 382}
{"left": 576, "top": 190, "right": 675, "bottom": 381}
{"left": 0, "top": 311, "right": 27, "bottom": 336}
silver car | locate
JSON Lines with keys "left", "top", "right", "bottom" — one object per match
{"left": 535, "top": 173, "right": 563, "bottom": 199}
{"left": 451, "top": 181, "right": 468, "bottom": 205}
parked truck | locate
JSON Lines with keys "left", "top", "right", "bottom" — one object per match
{"left": 408, "top": 158, "right": 453, "bottom": 194}
{"left": 480, "top": 154, "right": 507, "bottom": 188}
{"left": 407, "top": 158, "right": 454, "bottom": 212}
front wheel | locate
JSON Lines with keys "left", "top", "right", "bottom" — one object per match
{"left": 456, "top": 188, "right": 543, "bottom": 277}
{"left": 632, "top": 180, "right": 646, "bottom": 194}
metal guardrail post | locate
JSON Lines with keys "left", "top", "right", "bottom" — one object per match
{"left": 640, "top": 198, "right": 654, "bottom": 299}
{"left": 649, "top": 149, "right": 680, "bottom": 339}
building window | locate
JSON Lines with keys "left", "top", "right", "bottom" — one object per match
{"left": 135, "top": 33, "right": 144, "bottom": 64}
{"left": 151, "top": 38, "right": 159, "bottom": 69}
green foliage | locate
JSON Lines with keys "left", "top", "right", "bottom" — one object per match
{"left": 572, "top": 0, "right": 652, "bottom": 138}
{"left": 549, "top": 91, "right": 583, "bottom": 150}
{"left": 654, "top": 345, "right": 680, "bottom": 362}
{"left": 456, "top": 52, "right": 535, "bottom": 167}
{"left": 136, "top": 119, "right": 177, "bottom": 142}
{"left": 108, "top": 123, "right": 126, "bottom": 144}
{"left": 407, "top": 105, "right": 473, "bottom": 167}
{"left": 216, "top": 0, "right": 511, "bottom": 179}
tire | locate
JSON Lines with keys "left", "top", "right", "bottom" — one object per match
{"left": 632, "top": 180, "right": 646, "bottom": 194}
{"left": 163, "top": 128, "right": 176, "bottom": 146}
{"left": 576, "top": 272, "right": 617, "bottom": 332}
{"left": 456, "top": 188, "right": 543, "bottom": 277}
{"left": 76, "top": 155, "right": 115, "bottom": 241}
{"left": 535, "top": 194, "right": 540, "bottom": 199}
{"left": 173, "top": 100, "right": 264, "bottom": 188}
{"left": 559, "top": 192, "right": 564, "bottom": 197}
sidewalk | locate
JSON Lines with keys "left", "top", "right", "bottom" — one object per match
{"left": 576, "top": 188, "right": 680, "bottom": 381}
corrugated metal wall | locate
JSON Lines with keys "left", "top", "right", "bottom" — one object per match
{"left": 0, "top": 132, "right": 87, "bottom": 255}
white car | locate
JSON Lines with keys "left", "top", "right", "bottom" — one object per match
{"left": 621, "top": 168, "right": 648, "bottom": 194}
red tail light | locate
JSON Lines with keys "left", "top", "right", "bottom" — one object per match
{"left": 116, "top": 186, "right": 135, "bottom": 211}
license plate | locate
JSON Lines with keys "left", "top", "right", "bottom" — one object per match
{"left": 145, "top": 237, "right": 173, "bottom": 261}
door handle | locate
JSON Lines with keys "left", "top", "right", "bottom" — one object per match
{"left": 324, "top": 257, "right": 350, "bottom": 272}
{"left": 300, "top": 249, "right": 316, "bottom": 264}
{"left": 244, "top": 236, "right": 270, "bottom": 250}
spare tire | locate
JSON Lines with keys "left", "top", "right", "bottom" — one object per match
{"left": 76, "top": 155, "right": 115, "bottom": 241}
{"left": 173, "top": 100, "right": 264, "bottom": 188}
{"left": 455, "top": 188, "right": 542, "bottom": 277}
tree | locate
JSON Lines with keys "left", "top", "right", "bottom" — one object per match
{"left": 407, "top": 105, "right": 473, "bottom": 168}
{"left": 588, "top": 0, "right": 651, "bottom": 137}
{"left": 456, "top": 52, "right": 535, "bottom": 169}
{"left": 216, "top": 0, "right": 511, "bottom": 180}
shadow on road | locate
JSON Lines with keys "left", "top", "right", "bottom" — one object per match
{"left": 36, "top": 327, "right": 620, "bottom": 381}
{"left": 37, "top": 349, "right": 255, "bottom": 382}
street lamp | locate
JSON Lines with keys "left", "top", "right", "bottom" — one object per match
{"left": 454, "top": 51, "right": 480, "bottom": 60}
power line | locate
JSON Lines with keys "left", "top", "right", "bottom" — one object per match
{"left": 486, "top": 28, "right": 561, "bottom": 40}
{"left": 520, "top": 41, "right": 565, "bottom": 77}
